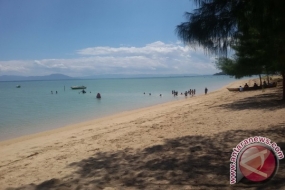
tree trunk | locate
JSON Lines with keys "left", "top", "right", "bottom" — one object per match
{"left": 265, "top": 67, "right": 269, "bottom": 84}
{"left": 282, "top": 71, "right": 285, "bottom": 101}
{"left": 259, "top": 74, "right": 262, "bottom": 86}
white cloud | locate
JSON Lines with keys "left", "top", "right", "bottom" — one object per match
{"left": 0, "top": 41, "right": 219, "bottom": 77}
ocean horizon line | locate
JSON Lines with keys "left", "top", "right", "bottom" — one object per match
{"left": 0, "top": 73, "right": 225, "bottom": 82}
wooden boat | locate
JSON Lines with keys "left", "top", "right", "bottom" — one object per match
{"left": 71, "top": 86, "right": 86, "bottom": 90}
{"left": 227, "top": 87, "right": 240, "bottom": 91}
{"left": 227, "top": 83, "right": 277, "bottom": 92}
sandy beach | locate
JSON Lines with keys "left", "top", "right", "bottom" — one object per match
{"left": 1, "top": 78, "right": 285, "bottom": 190}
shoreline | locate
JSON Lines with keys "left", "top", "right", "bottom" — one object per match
{"left": 0, "top": 78, "right": 244, "bottom": 146}
{"left": 0, "top": 91, "right": 205, "bottom": 146}
{"left": 0, "top": 75, "right": 240, "bottom": 143}
{"left": 1, "top": 77, "right": 284, "bottom": 189}
{"left": 0, "top": 96, "right": 194, "bottom": 146}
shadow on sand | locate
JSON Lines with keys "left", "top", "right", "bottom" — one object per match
{"left": 215, "top": 87, "right": 285, "bottom": 111}
{"left": 8, "top": 125, "right": 285, "bottom": 190}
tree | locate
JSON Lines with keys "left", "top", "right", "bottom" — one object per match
{"left": 216, "top": 25, "right": 277, "bottom": 85}
{"left": 176, "top": 0, "right": 285, "bottom": 99}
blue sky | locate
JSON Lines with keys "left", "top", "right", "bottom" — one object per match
{"left": 0, "top": 0, "right": 219, "bottom": 77}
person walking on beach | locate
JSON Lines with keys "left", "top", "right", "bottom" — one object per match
{"left": 205, "top": 88, "right": 208, "bottom": 95}
{"left": 194, "top": 89, "right": 196, "bottom": 95}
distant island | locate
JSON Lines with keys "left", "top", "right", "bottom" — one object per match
{"left": 0, "top": 74, "right": 74, "bottom": 82}
{"left": 81, "top": 73, "right": 202, "bottom": 79}
{"left": 0, "top": 73, "right": 208, "bottom": 82}
{"left": 213, "top": 72, "right": 226, "bottom": 76}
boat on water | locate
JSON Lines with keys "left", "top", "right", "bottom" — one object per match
{"left": 16, "top": 85, "right": 21, "bottom": 88}
{"left": 227, "top": 83, "right": 277, "bottom": 92}
{"left": 71, "top": 86, "right": 86, "bottom": 90}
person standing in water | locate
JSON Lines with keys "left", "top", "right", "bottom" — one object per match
{"left": 205, "top": 88, "right": 208, "bottom": 95}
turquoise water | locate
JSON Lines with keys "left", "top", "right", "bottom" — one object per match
{"left": 0, "top": 75, "right": 249, "bottom": 141}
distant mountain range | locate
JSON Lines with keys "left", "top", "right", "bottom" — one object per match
{"left": 81, "top": 73, "right": 203, "bottom": 79}
{"left": 213, "top": 72, "right": 226, "bottom": 75}
{"left": 0, "top": 74, "right": 74, "bottom": 81}
{"left": 0, "top": 73, "right": 216, "bottom": 82}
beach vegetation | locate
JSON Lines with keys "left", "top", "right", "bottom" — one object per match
{"left": 176, "top": 0, "right": 285, "bottom": 99}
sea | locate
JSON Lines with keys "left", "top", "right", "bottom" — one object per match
{"left": 0, "top": 75, "right": 252, "bottom": 141}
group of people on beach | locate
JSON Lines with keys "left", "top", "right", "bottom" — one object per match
{"left": 185, "top": 89, "right": 196, "bottom": 97}
{"left": 245, "top": 81, "right": 276, "bottom": 89}
{"left": 151, "top": 88, "right": 208, "bottom": 97}
{"left": 172, "top": 89, "right": 197, "bottom": 97}
{"left": 144, "top": 88, "right": 209, "bottom": 97}
{"left": 242, "top": 82, "right": 258, "bottom": 89}
{"left": 239, "top": 80, "right": 277, "bottom": 92}
{"left": 172, "top": 90, "right": 178, "bottom": 96}
{"left": 239, "top": 83, "right": 257, "bottom": 91}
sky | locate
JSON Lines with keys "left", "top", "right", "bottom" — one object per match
{"left": 0, "top": 0, "right": 220, "bottom": 77}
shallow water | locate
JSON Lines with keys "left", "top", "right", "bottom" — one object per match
{"left": 0, "top": 75, "right": 251, "bottom": 141}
